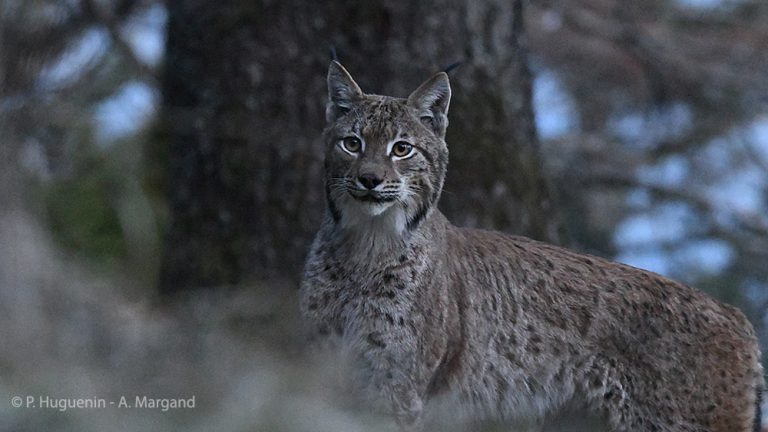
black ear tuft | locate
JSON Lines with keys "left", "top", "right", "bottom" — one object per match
{"left": 326, "top": 61, "right": 363, "bottom": 122}
{"left": 442, "top": 61, "right": 463, "bottom": 75}
{"left": 329, "top": 45, "right": 338, "bottom": 62}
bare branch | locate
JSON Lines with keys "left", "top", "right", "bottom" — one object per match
{"left": 81, "top": 0, "right": 159, "bottom": 86}
{"left": 579, "top": 171, "right": 768, "bottom": 241}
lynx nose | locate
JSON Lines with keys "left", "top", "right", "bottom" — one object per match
{"left": 358, "top": 173, "right": 383, "bottom": 190}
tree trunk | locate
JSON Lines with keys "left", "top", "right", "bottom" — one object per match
{"left": 159, "top": 0, "right": 561, "bottom": 293}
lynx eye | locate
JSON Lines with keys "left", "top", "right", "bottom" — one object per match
{"left": 340, "top": 137, "right": 362, "bottom": 154}
{"left": 391, "top": 141, "right": 414, "bottom": 159}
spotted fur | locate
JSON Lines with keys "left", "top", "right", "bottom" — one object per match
{"left": 300, "top": 62, "right": 765, "bottom": 431}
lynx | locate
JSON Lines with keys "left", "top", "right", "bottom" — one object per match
{"left": 299, "top": 61, "right": 765, "bottom": 431}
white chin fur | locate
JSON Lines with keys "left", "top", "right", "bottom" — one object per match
{"left": 362, "top": 201, "right": 395, "bottom": 216}
{"left": 340, "top": 199, "right": 407, "bottom": 235}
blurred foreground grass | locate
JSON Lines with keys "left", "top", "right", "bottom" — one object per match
{"left": 0, "top": 204, "right": 387, "bottom": 432}
{"left": 0, "top": 202, "right": 618, "bottom": 432}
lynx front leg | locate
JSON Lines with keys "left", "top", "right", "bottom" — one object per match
{"left": 359, "top": 329, "right": 437, "bottom": 432}
{"left": 391, "top": 385, "right": 425, "bottom": 432}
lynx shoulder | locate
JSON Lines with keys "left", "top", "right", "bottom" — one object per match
{"left": 299, "top": 61, "right": 764, "bottom": 432}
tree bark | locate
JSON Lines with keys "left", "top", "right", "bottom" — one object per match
{"left": 159, "top": 0, "right": 561, "bottom": 293}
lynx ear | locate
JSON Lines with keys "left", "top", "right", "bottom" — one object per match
{"left": 327, "top": 61, "right": 363, "bottom": 122}
{"left": 407, "top": 72, "right": 451, "bottom": 135}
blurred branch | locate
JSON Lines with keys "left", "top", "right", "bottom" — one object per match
{"left": 648, "top": 113, "right": 735, "bottom": 160}
{"left": 555, "top": 3, "right": 669, "bottom": 104}
{"left": 580, "top": 171, "right": 711, "bottom": 210}
{"left": 81, "top": 0, "right": 159, "bottom": 86}
{"left": 618, "top": 233, "right": 726, "bottom": 255}
{"left": 579, "top": 172, "right": 768, "bottom": 243}
{"left": 739, "top": 135, "right": 768, "bottom": 175}
{"left": 0, "top": 4, "right": 90, "bottom": 96}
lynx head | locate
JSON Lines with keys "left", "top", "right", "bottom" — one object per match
{"left": 323, "top": 61, "right": 450, "bottom": 234}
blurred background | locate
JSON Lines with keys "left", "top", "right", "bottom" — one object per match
{"left": 1, "top": 0, "right": 767, "bottom": 430}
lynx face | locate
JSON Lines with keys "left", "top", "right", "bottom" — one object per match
{"left": 323, "top": 62, "right": 451, "bottom": 233}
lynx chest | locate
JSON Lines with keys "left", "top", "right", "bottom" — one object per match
{"left": 300, "top": 247, "right": 435, "bottom": 341}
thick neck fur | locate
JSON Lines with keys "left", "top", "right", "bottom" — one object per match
{"left": 323, "top": 203, "right": 439, "bottom": 266}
